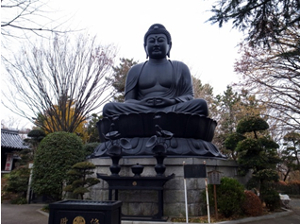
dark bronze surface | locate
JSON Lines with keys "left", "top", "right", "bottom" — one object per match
{"left": 93, "top": 23, "right": 225, "bottom": 158}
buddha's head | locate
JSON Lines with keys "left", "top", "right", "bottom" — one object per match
{"left": 144, "top": 24, "right": 172, "bottom": 59}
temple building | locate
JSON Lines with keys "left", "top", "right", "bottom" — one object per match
{"left": 1, "top": 129, "right": 28, "bottom": 173}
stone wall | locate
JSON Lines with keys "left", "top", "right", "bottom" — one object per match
{"left": 87, "top": 157, "right": 250, "bottom": 217}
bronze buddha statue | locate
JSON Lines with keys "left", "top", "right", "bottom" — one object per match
{"left": 94, "top": 24, "right": 224, "bottom": 159}
{"left": 103, "top": 24, "right": 208, "bottom": 117}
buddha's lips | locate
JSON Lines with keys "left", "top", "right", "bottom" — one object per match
{"left": 153, "top": 49, "right": 161, "bottom": 53}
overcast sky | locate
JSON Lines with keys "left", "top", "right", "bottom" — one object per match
{"left": 53, "top": 0, "right": 244, "bottom": 91}
{"left": 1, "top": 0, "right": 245, "bottom": 129}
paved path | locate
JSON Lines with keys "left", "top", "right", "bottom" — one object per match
{"left": 1, "top": 199, "right": 300, "bottom": 224}
{"left": 1, "top": 203, "right": 48, "bottom": 224}
{"left": 239, "top": 199, "right": 300, "bottom": 224}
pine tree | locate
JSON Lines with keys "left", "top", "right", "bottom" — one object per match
{"left": 107, "top": 58, "right": 138, "bottom": 102}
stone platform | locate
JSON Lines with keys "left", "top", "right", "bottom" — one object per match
{"left": 87, "top": 157, "right": 248, "bottom": 218}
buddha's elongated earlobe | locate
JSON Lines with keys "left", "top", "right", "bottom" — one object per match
{"left": 167, "top": 42, "right": 172, "bottom": 58}
{"left": 144, "top": 44, "right": 149, "bottom": 59}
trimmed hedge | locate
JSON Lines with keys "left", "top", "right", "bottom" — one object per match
{"left": 31, "top": 132, "right": 85, "bottom": 201}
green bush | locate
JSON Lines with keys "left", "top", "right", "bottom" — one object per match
{"left": 31, "top": 131, "right": 85, "bottom": 201}
{"left": 207, "top": 177, "right": 245, "bottom": 218}
{"left": 253, "top": 169, "right": 279, "bottom": 183}
{"left": 11, "top": 197, "right": 28, "bottom": 204}
{"left": 64, "top": 161, "right": 99, "bottom": 200}
{"left": 236, "top": 116, "right": 269, "bottom": 134}
{"left": 2, "top": 167, "right": 30, "bottom": 204}
{"left": 5, "top": 167, "right": 30, "bottom": 195}
{"left": 261, "top": 188, "right": 281, "bottom": 211}
{"left": 83, "top": 142, "right": 99, "bottom": 157}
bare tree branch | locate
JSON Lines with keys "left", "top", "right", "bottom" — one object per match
{"left": 234, "top": 26, "right": 300, "bottom": 133}
{"left": 1, "top": 0, "right": 75, "bottom": 40}
{"left": 2, "top": 34, "right": 117, "bottom": 133}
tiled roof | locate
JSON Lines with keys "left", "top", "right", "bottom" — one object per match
{"left": 1, "top": 129, "right": 28, "bottom": 150}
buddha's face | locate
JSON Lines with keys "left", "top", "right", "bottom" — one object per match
{"left": 145, "top": 34, "right": 170, "bottom": 59}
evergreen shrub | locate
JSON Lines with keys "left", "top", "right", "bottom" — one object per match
{"left": 261, "top": 188, "right": 281, "bottom": 211}
{"left": 5, "top": 167, "right": 30, "bottom": 195}
{"left": 31, "top": 131, "right": 85, "bottom": 201}
{"left": 212, "top": 177, "right": 245, "bottom": 218}
{"left": 2, "top": 167, "right": 30, "bottom": 204}
{"left": 83, "top": 142, "right": 99, "bottom": 157}
{"left": 64, "top": 161, "right": 99, "bottom": 200}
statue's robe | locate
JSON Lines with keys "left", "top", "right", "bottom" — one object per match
{"left": 94, "top": 60, "right": 225, "bottom": 158}
{"left": 103, "top": 60, "right": 208, "bottom": 117}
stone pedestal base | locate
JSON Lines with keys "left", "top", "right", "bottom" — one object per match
{"left": 87, "top": 157, "right": 247, "bottom": 217}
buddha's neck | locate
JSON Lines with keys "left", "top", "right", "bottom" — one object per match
{"left": 148, "top": 58, "right": 169, "bottom": 64}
